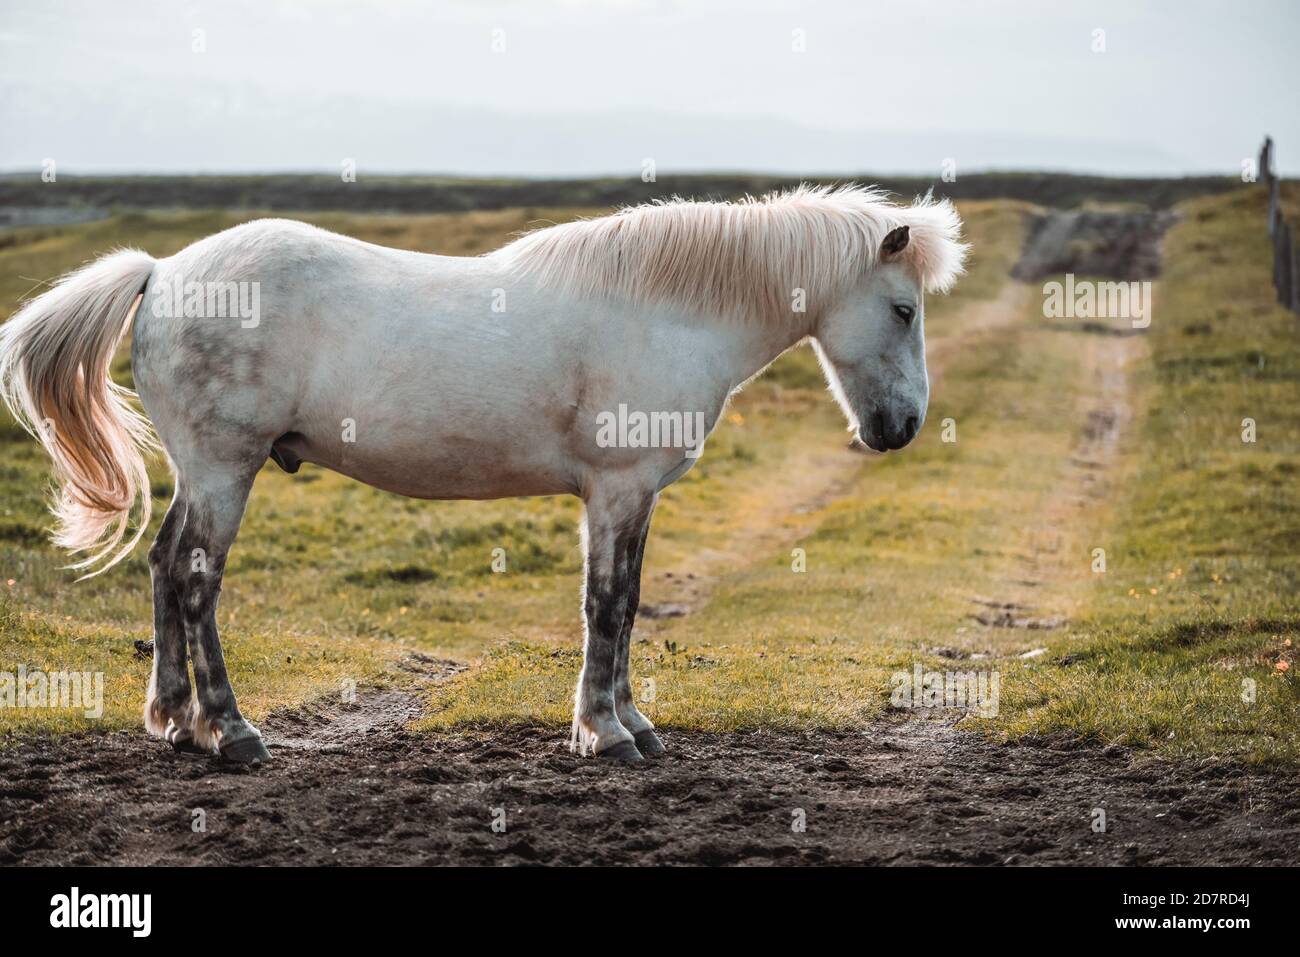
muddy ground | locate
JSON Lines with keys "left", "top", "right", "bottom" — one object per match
{"left": 2, "top": 662, "right": 1297, "bottom": 866}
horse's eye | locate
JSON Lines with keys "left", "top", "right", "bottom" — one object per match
{"left": 893, "top": 303, "right": 915, "bottom": 323}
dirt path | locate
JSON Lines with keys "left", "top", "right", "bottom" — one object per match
{"left": 1011, "top": 209, "right": 1177, "bottom": 282}
{"left": 970, "top": 311, "right": 1150, "bottom": 636}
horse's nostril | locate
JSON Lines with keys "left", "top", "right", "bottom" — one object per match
{"left": 905, "top": 416, "right": 919, "bottom": 441}
{"left": 868, "top": 408, "right": 889, "bottom": 442}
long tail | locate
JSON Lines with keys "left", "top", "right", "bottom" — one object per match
{"left": 0, "top": 249, "right": 158, "bottom": 577}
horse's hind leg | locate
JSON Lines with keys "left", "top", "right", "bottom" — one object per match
{"left": 169, "top": 461, "right": 269, "bottom": 764}
{"left": 613, "top": 499, "right": 664, "bottom": 757}
{"left": 573, "top": 483, "right": 656, "bottom": 761}
{"left": 143, "top": 496, "right": 203, "bottom": 752}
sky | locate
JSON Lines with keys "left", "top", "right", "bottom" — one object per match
{"left": 2, "top": 0, "right": 1297, "bottom": 178}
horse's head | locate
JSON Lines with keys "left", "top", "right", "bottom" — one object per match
{"left": 813, "top": 209, "right": 966, "bottom": 452}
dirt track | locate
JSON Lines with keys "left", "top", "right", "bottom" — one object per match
{"left": 3, "top": 674, "right": 1298, "bottom": 865}
{"left": 1011, "top": 209, "right": 1177, "bottom": 281}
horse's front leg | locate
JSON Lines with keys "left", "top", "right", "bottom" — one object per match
{"left": 572, "top": 484, "right": 655, "bottom": 761}
{"left": 613, "top": 500, "right": 664, "bottom": 757}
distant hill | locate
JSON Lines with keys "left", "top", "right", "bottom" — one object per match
{"left": 0, "top": 171, "right": 1248, "bottom": 220}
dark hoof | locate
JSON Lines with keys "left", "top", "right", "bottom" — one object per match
{"left": 220, "top": 734, "right": 271, "bottom": 765}
{"left": 596, "top": 739, "right": 644, "bottom": 762}
{"left": 633, "top": 729, "right": 665, "bottom": 757}
{"left": 170, "top": 735, "right": 211, "bottom": 756}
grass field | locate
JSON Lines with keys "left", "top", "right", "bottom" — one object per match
{"left": 1, "top": 188, "right": 1296, "bottom": 762}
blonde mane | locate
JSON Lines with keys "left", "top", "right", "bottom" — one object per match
{"left": 496, "top": 184, "right": 968, "bottom": 322}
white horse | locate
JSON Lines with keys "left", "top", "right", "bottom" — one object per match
{"left": 0, "top": 185, "right": 966, "bottom": 763}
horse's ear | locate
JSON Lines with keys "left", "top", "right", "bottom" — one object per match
{"left": 880, "top": 225, "right": 910, "bottom": 260}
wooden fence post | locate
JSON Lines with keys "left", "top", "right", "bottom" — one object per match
{"left": 1292, "top": 230, "right": 1300, "bottom": 313}
{"left": 1260, "top": 135, "right": 1298, "bottom": 314}
{"left": 1277, "top": 222, "right": 1293, "bottom": 309}
{"left": 1268, "top": 175, "right": 1280, "bottom": 236}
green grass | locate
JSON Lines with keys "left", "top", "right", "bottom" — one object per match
{"left": 2, "top": 190, "right": 1297, "bottom": 763}
{"left": 993, "top": 186, "right": 1300, "bottom": 761}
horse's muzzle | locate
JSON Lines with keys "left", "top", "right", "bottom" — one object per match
{"left": 860, "top": 411, "right": 920, "bottom": 453}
